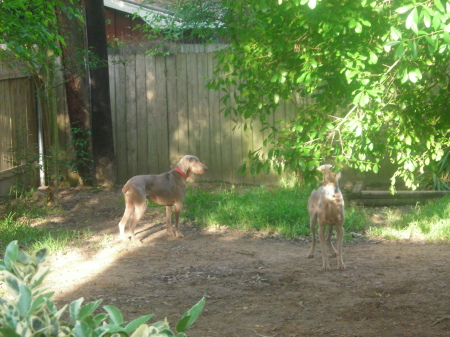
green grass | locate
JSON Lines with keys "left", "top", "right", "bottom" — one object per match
{"left": 0, "top": 198, "right": 91, "bottom": 253}
{"left": 366, "top": 195, "right": 450, "bottom": 241}
{"left": 1, "top": 187, "right": 448, "bottom": 254}
{"left": 182, "top": 184, "right": 371, "bottom": 239}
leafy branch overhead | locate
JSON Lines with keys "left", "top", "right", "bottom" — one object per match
{"left": 141, "top": 0, "right": 450, "bottom": 190}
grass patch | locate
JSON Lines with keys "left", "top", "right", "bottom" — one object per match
{"left": 366, "top": 196, "right": 450, "bottom": 241}
{"left": 183, "top": 184, "right": 370, "bottom": 239}
{"left": 0, "top": 198, "right": 91, "bottom": 253}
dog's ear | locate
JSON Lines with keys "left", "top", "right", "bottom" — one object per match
{"left": 336, "top": 171, "right": 341, "bottom": 181}
{"left": 317, "top": 164, "right": 332, "bottom": 172}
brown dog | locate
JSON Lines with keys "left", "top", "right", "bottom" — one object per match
{"left": 118, "top": 155, "right": 208, "bottom": 240}
{"left": 307, "top": 164, "right": 345, "bottom": 271}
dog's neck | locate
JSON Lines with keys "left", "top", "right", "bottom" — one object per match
{"left": 174, "top": 167, "right": 189, "bottom": 179}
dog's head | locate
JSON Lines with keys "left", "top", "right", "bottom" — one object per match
{"left": 177, "top": 155, "right": 208, "bottom": 177}
{"left": 317, "top": 164, "right": 341, "bottom": 185}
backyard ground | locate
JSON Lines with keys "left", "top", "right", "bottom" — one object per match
{"left": 37, "top": 185, "right": 449, "bottom": 337}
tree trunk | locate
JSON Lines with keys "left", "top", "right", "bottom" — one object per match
{"left": 84, "top": 0, "right": 116, "bottom": 187}
{"left": 58, "top": 0, "right": 94, "bottom": 185}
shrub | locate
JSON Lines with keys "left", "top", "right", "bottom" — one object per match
{"left": 0, "top": 241, "right": 204, "bottom": 337}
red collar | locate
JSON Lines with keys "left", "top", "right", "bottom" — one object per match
{"left": 174, "top": 167, "right": 189, "bottom": 179}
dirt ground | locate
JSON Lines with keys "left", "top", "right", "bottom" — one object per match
{"left": 37, "top": 186, "right": 449, "bottom": 337}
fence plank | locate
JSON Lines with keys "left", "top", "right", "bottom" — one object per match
{"left": 166, "top": 54, "right": 179, "bottom": 167}
{"left": 0, "top": 78, "right": 10, "bottom": 171}
{"left": 125, "top": 54, "right": 138, "bottom": 177}
{"left": 109, "top": 51, "right": 117, "bottom": 154}
{"left": 186, "top": 53, "right": 200, "bottom": 156}
{"left": 145, "top": 54, "right": 158, "bottom": 174}
{"left": 114, "top": 52, "right": 128, "bottom": 181}
{"left": 197, "top": 52, "right": 210, "bottom": 167}
{"left": 155, "top": 55, "right": 170, "bottom": 171}
{"left": 207, "top": 53, "right": 222, "bottom": 180}
{"left": 175, "top": 53, "right": 189, "bottom": 161}
{"left": 136, "top": 53, "right": 148, "bottom": 174}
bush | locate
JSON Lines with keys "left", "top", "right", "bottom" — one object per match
{"left": 0, "top": 241, "right": 204, "bottom": 337}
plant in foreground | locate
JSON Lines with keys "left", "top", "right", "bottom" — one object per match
{"left": 0, "top": 241, "right": 204, "bottom": 337}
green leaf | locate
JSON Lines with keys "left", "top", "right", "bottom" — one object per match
{"left": 237, "top": 161, "right": 247, "bottom": 175}
{"left": 395, "top": 5, "right": 414, "bottom": 14}
{"left": 408, "top": 68, "right": 422, "bottom": 83}
{"left": 4, "top": 241, "right": 19, "bottom": 270}
{"left": 124, "top": 314, "right": 154, "bottom": 334}
{"left": 307, "top": 0, "right": 317, "bottom": 9}
{"left": 406, "top": 8, "right": 419, "bottom": 34}
{"left": 0, "top": 328, "right": 21, "bottom": 337}
{"left": 405, "top": 134, "right": 412, "bottom": 145}
{"left": 175, "top": 297, "right": 205, "bottom": 333}
{"left": 353, "top": 91, "right": 369, "bottom": 107}
{"left": 373, "top": 164, "right": 379, "bottom": 173}
{"left": 74, "top": 320, "right": 91, "bottom": 337}
{"left": 434, "top": 0, "right": 444, "bottom": 12}
{"left": 369, "top": 52, "right": 378, "bottom": 64}
{"left": 423, "top": 10, "right": 431, "bottom": 28}
{"left": 70, "top": 298, "right": 84, "bottom": 323}
{"left": 103, "top": 305, "right": 124, "bottom": 325}
{"left": 5, "top": 274, "right": 21, "bottom": 297}
{"left": 79, "top": 300, "right": 102, "bottom": 320}
{"left": 130, "top": 324, "right": 149, "bottom": 337}
{"left": 390, "top": 26, "right": 402, "bottom": 41}
{"left": 29, "top": 268, "right": 50, "bottom": 289}
{"left": 18, "top": 283, "right": 32, "bottom": 317}
{"left": 34, "top": 248, "right": 47, "bottom": 266}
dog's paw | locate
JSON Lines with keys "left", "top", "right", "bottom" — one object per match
{"left": 175, "top": 231, "right": 184, "bottom": 238}
{"left": 338, "top": 263, "right": 346, "bottom": 270}
{"left": 322, "top": 264, "right": 332, "bottom": 271}
{"left": 307, "top": 254, "right": 314, "bottom": 258}
{"left": 166, "top": 230, "right": 175, "bottom": 237}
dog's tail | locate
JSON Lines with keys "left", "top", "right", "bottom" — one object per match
{"left": 122, "top": 184, "right": 129, "bottom": 194}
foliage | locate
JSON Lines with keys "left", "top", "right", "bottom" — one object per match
{"left": 0, "top": 241, "right": 205, "bottom": 337}
{"left": 0, "top": 0, "right": 97, "bottom": 192}
{"left": 183, "top": 185, "right": 370, "bottom": 239}
{"left": 141, "top": 0, "right": 450, "bottom": 190}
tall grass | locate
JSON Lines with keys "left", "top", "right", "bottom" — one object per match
{"left": 182, "top": 185, "right": 370, "bottom": 239}
{"left": 367, "top": 196, "right": 450, "bottom": 241}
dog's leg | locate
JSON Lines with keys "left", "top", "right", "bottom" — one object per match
{"left": 173, "top": 202, "right": 184, "bottom": 238}
{"left": 336, "top": 224, "right": 346, "bottom": 270}
{"left": 118, "top": 192, "right": 136, "bottom": 240}
{"left": 326, "top": 225, "right": 337, "bottom": 257}
{"left": 318, "top": 222, "right": 331, "bottom": 271}
{"left": 165, "top": 205, "right": 174, "bottom": 236}
{"left": 129, "top": 201, "right": 147, "bottom": 239}
{"left": 118, "top": 205, "right": 133, "bottom": 240}
{"left": 308, "top": 213, "right": 317, "bottom": 258}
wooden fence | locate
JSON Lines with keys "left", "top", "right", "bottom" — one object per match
{"left": 108, "top": 45, "right": 311, "bottom": 185}
{"left": 0, "top": 62, "right": 38, "bottom": 195}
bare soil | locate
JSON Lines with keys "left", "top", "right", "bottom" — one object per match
{"left": 38, "top": 186, "right": 449, "bottom": 337}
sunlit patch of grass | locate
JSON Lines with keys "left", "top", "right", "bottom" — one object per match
{"left": 366, "top": 196, "right": 450, "bottom": 241}
{"left": 0, "top": 198, "right": 92, "bottom": 253}
{"left": 183, "top": 185, "right": 370, "bottom": 239}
